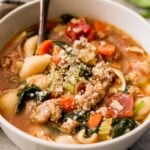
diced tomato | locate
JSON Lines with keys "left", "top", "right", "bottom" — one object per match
{"left": 97, "top": 41, "right": 116, "bottom": 57}
{"left": 106, "top": 93, "right": 134, "bottom": 118}
{"left": 88, "top": 112, "right": 102, "bottom": 129}
{"left": 37, "top": 40, "right": 53, "bottom": 55}
{"left": 65, "top": 19, "right": 95, "bottom": 41}
{"left": 60, "top": 96, "right": 76, "bottom": 112}
{"left": 52, "top": 47, "right": 61, "bottom": 64}
{"left": 87, "top": 30, "right": 96, "bottom": 42}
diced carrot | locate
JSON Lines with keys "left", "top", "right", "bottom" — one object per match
{"left": 60, "top": 96, "right": 76, "bottom": 112}
{"left": 52, "top": 47, "right": 61, "bottom": 64}
{"left": 88, "top": 112, "right": 102, "bottom": 129}
{"left": 97, "top": 41, "right": 116, "bottom": 57}
{"left": 37, "top": 40, "right": 53, "bottom": 55}
{"left": 93, "top": 21, "right": 106, "bottom": 34}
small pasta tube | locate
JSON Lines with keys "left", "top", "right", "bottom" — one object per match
{"left": 77, "top": 129, "right": 98, "bottom": 144}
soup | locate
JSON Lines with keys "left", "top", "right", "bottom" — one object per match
{"left": 0, "top": 14, "right": 150, "bottom": 144}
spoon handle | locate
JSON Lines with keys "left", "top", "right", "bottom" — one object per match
{"left": 38, "top": 0, "right": 50, "bottom": 46}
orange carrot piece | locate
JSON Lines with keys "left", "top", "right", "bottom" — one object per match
{"left": 97, "top": 41, "right": 116, "bottom": 57}
{"left": 37, "top": 40, "right": 53, "bottom": 55}
{"left": 88, "top": 112, "right": 102, "bottom": 129}
{"left": 60, "top": 96, "right": 76, "bottom": 112}
{"left": 93, "top": 21, "right": 106, "bottom": 33}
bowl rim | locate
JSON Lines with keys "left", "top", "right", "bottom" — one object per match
{"left": 0, "top": 0, "right": 150, "bottom": 149}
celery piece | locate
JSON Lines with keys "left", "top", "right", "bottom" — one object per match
{"left": 99, "top": 119, "right": 112, "bottom": 135}
{"left": 134, "top": 100, "right": 145, "bottom": 115}
{"left": 63, "top": 82, "right": 74, "bottom": 93}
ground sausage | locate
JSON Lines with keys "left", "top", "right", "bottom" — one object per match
{"left": 30, "top": 99, "right": 62, "bottom": 124}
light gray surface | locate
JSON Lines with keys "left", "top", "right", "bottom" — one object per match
{"left": 0, "top": 0, "right": 150, "bottom": 150}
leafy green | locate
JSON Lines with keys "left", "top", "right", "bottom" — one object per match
{"left": 54, "top": 41, "right": 73, "bottom": 55}
{"left": 140, "top": 9, "right": 150, "bottom": 18}
{"left": 112, "top": 118, "right": 137, "bottom": 138}
{"left": 88, "top": 126, "right": 99, "bottom": 136}
{"left": 79, "top": 64, "right": 92, "bottom": 80}
{"left": 16, "top": 85, "right": 49, "bottom": 113}
{"left": 127, "top": 0, "right": 150, "bottom": 8}
{"left": 54, "top": 41, "right": 67, "bottom": 50}
{"left": 61, "top": 14, "right": 75, "bottom": 24}
{"left": 126, "top": 0, "right": 150, "bottom": 18}
{"left": 63, "top": 110, "right": 90, "bottom": 123}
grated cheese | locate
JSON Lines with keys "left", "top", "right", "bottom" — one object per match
{"left": 110, "top": 100, "right": 123, "bottom": 111}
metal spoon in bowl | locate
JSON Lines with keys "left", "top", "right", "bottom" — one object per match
{"left": 38, "top": 0, "right": 50, "bottom": 46}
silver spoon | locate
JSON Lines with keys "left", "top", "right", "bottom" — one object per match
{"left": 38, "top": 0, "right": 50, "bottom": 46}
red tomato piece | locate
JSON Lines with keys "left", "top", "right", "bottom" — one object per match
{"left": 65, "top": 19, "right": 95, "bottom": 41}
{"left": 106, "top": 93, "right": 134, "bottom": 118}
{"left": 60, "top": 96, "right": 76, "bottom": 112}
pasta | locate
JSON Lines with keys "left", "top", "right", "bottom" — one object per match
{"left": 20, "top": 54, "right": 51, "bottom": 79}
{"left": 0, "top": 89, "right": 18, "bottom": 115}
{"left": 24, "top": 35, "right": 38, "bottom": 57}
{"left": 77, "top": 129, "right": 98, "bottom": 144}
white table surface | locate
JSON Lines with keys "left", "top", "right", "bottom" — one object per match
{"left": 0, "top": 0, "right": 150, "bottom": 150}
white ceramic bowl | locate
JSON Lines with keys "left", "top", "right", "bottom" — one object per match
{"left": 0, "top": 0, "right": 150, "bottom": 150}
